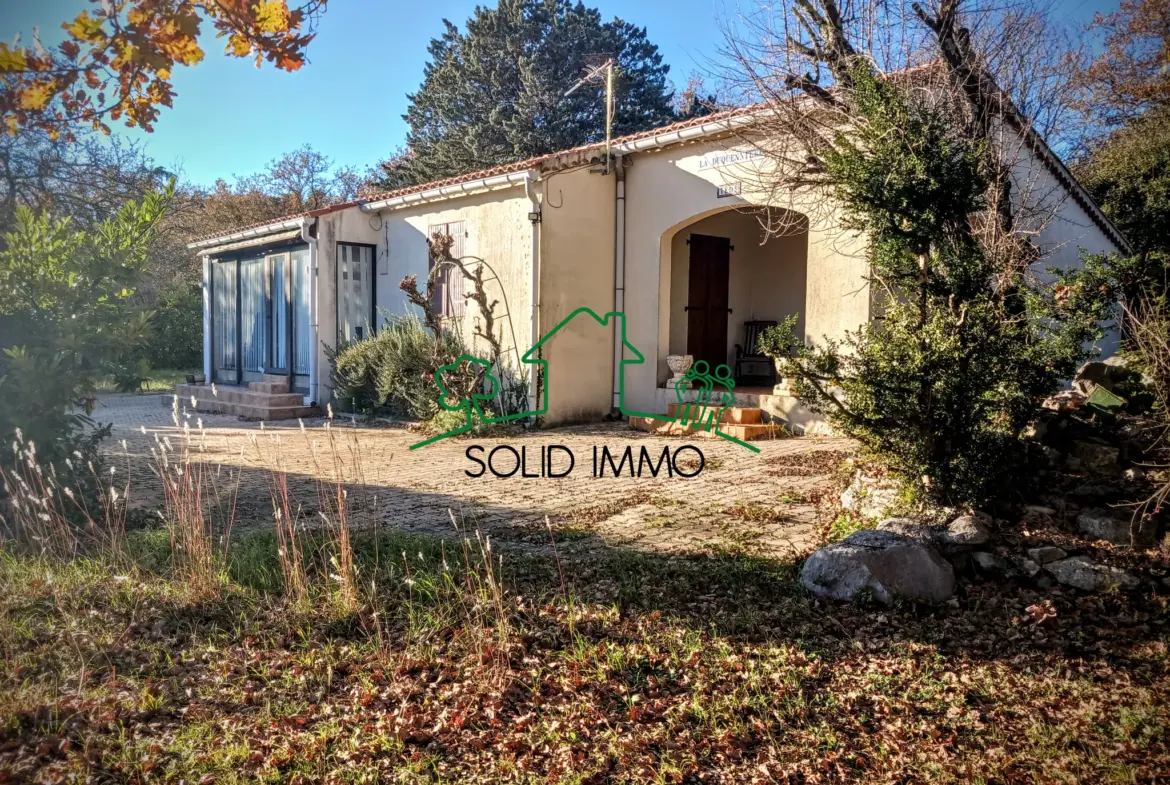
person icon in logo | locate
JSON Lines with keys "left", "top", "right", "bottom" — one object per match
{"left": 676, "top": 360, "right": 736, "bottom": 434}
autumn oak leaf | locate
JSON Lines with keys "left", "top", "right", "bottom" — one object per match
{"left": 0, "top": 44, "right": 29, "bottom": 72}
{"left": 19, "top": 84, "right": 54, "bottom": 110}
{"left": 255, "top": 0, "right": 293, "bottom": 34}
{"left": 65, "top": 11, "right": 106, "bottom": 43}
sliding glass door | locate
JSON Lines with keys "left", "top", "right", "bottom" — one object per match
{"left": 240, "top": 257, "right": 266, "bottom": 379}
{"left": 267, "top": 252, "right": 290, "bottom": 375}
{"left": 210, "top": 245, "right": 311, "bottom": 390}
{"left": 212, "top": 259, "right": 237, "bottom": 379}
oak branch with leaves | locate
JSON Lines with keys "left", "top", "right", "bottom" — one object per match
{"left": 0, "top": 0, "right": 327, "bottom": 139}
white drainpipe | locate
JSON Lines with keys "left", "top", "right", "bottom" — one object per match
{"left": 612, "top": 154, "right": 627, "bottom": 413}
{"left": 525, "top": 174, "right": 541, "bottom": 416}
{"left": 201, "top": 253, "right": 212, "bottom": 381}
{"left": 300, "top": 218, "right": 320, "bottom": 406}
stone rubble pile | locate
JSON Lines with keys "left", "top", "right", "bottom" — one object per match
{"left": 800, "top": 508, "right": 1151, "bottom": 604}
{"left": 802, "top": 356, "right": 1166, "bottom": 605}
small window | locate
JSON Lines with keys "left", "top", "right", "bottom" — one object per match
{"left": 427, "top": 220, "right": 466, "bottom": 318}
{"left": 337, "top": 243, "right": 374, "bottom": 342}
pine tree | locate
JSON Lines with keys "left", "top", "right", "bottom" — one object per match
{"left": 389, "top": 0, "right": 676, "bottom": 185}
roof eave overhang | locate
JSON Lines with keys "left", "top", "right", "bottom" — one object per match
{"left": 196, "top": 228, "right": 304, "bottom": 257}
{"left": 187, "top": 216, "right": 312, "bottom": 251}
{"left": 359, "top": 169, "right": 538, "bottom": 213}
{"left": 612, "top": 112, "right": 757, "bottom": 155}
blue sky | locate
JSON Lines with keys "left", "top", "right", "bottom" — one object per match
{"left": 3, "top": 0, "right": 1119, "bottom": 187}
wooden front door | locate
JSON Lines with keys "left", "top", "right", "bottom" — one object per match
{"left": 686, "top": 233, "right": 731, "bottom": 370}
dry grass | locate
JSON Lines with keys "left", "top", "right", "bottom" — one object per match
{"left": 1, "top": 529, "right": 1168, "bottom": 784}
{"left": 1, "top": 418, "right": 1168, "bottom": 783}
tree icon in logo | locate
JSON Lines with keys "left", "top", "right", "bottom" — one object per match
{"left": 436, "top": 354, "right": 499, "bottom": 415}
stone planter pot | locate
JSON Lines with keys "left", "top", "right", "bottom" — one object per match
{"left": 666, "top": 354, "right": 693, "bottom": 389}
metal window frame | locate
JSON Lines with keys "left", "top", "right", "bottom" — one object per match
{"left": 208, "top": 239, "right": 309, "bottom": 387}
{"left": 336, "top": 241, "right": 378, "bottom": 342}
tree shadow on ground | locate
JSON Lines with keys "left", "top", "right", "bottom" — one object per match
{"left": 107, "top": 449, "right": 1170, "bottom": 672}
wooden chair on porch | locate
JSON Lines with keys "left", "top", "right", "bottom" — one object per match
{"left": 734, "top": 320, "right": 778, "bottom": 386}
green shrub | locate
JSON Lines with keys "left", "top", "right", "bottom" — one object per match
{"left": 415, "top": 406, "right": 502, "bottom": 438}
{"left": 757, "top": 314, "right": 801, "bottom": 361}
{"left": 329, "top": 314, "right": 467, "bottom": 418}
{"left": 108, "top": 357, "right": 153, "bottom": 393}
{"left": 775, "top": 68, "right": 1115, "bottom": 508}
{"left": 143, "top": 283, "right": 202, "bottom": 369}
{"left": 0, "top": 187, "right": 168, "bottom": 475}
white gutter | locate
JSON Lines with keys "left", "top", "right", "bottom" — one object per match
{"left": 359, "top": 170, "right": 536, "bottom": 214}
{"left": 300, "top": 218, "right": 319, "bottom": 407}
{"left": 201, "top": 253, "right": 212, "bottom": 381}
{"left": 187, "top": 216, "right": 311, "bottom": 251}
{"left": 612, "top": 155, "right": 626, "bottom": 413}
{"left": 612, "top": 114, "right": 756, "bottom": 155}
{"left": 524, "top": 174, "right": 542, "bottom": 417}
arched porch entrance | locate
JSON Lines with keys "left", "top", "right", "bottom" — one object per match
{"left": 658, "top": 205, "right": 809, "bottom": 389}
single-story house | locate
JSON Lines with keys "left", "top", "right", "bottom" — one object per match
{"left": 185, "top": 104, "right": 1129, "bottom": 430}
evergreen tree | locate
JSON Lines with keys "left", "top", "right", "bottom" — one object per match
{"left": 393, "top": 0, "right": 676, "bottom": 184}
{"left": 766, "top": 68, "right": 1117, "bottom": 508}
{"left": 1075, "top": 109, "right": 1170, "bottom": 304}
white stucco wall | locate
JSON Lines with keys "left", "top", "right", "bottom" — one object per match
{"left": 311, "top": 189, "right": 534, "bottom": 404}
{"left": 375, "top": 190, "right": 531, "bottom": 346}
{"left": 621, "top": 136, "right": 870, "bottom": 413}
{"left": 1010, "top": 144, "right": 1125, "bottom": 266}
{"left": 537, "top": 166, "right": 617, "bottom": 424}
{"left": 1008, "top": 136, "right": 1128, "bottom": 357}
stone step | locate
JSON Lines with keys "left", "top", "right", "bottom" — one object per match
{"left": 167, "top": 387, "right": 318, "bottom": 421}
{"left": 175, "top": 384, "right": 303, "bottom": 408}
{"left": 664, "top": 402, "right": 763, "bottom": 424}
{"left": 629, "top": 415, "right": 783, "bottom": 441}
{"left": 249, "top": 378, "right": 290, "bottom": 394}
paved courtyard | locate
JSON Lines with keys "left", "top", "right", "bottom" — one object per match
{"left": 99, "top": 393, "right": 853, "bottom": 561}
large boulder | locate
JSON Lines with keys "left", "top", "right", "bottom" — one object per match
{"left": 876, "top": 514, "right": 991, "bottom": 555}
{"left": 874, "top": 517, "right": 934, "bottom": 541}
{"left": 1077, "top": 509, "right": 1157, "bottom": 547}
{"left": 801, "top": 530, "right": 956, "bottom": 605}
{"left": 1044, "top": 556, "right": 1140, "bottom": 591}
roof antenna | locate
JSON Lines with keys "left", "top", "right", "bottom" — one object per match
{"left": 564, "top": 57, "right": 616, "bottom": 174}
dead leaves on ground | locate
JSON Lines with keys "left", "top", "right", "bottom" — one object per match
{"left": 1, "top": 556, "right": 1168, "bottom": 784}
